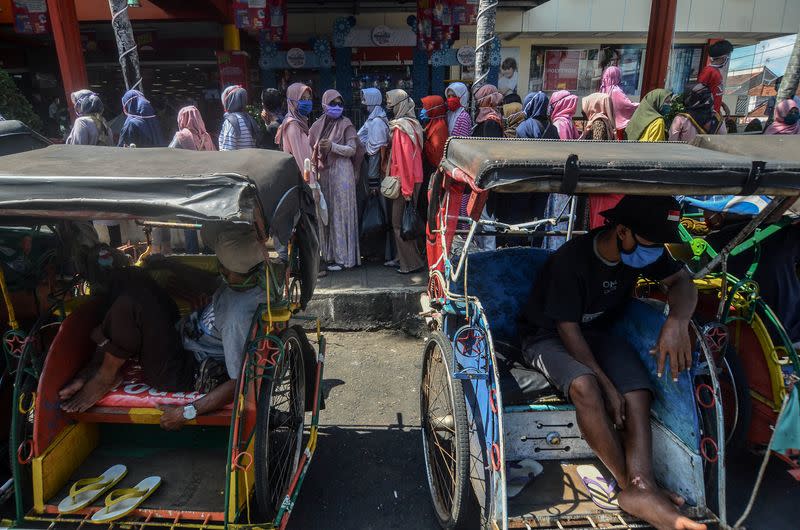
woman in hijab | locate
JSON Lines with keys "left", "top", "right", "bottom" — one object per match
{"left": 275, "top": 83, "right": 313, "bottom": 172}
{"left": 309, "top": 89, "right": 362, "bottom": 271}
{"left": 626, "top": 89, "right": 673, "bottom": 142}
{"left": 66, "top": 90, "right": 113, "bottom": 146}
{"left": 218, "top": 86, "right": 259, "bottom": 150}
{"left": 419, "top": 95, "right": 449, "bottom": 224}
{"left": 357, "top": 88, "right": 390, "bottom": 192}
{"left": 579, "top": 93, "right": 621, "bottom": 228}
{"left": 549, "top": 90, "right": 579, "bottom": 140}
{"left": 670, "top": 84, "right": 726, "bottom": 142}
{"left": 472, "top": 84, "right": 504, "bottom": 138}
{"left": 503, "top": 101, "right": 525, "bottom": 138}
{"left": 600, "top": 66, "right": 639, "bottom": 137}
{"left": 764, "top": 99, "right": 800, "bottom": 135}
{"left": 118, "top": 89, "right": 165, "bottom": 147}
{"left": 169, "top": 106, "right": 215, "bottom": 151}
{"left": 385, "top": 89, "right": 426, "bottom": 274}
{"left": 516, "top": 92, "right": 553, "bottom": 139}
{"left": 445, "top": 82, "right": 472, "bottom": 137}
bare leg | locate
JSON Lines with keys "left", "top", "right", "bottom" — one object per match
{"left": 569, "top": 375, "right": 628, "bottom": 485}
{"left": 617, "top": 390, "right": 705, "bottom": 530}
{"left": 58, "top": 348, "right": 105, "bottom": 401}
{"left": 61, "top": 352, "right": 126, "bottom": 413}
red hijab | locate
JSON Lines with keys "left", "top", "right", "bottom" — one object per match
{"left": 422, "top": 95, "right": 448, "bottom": 168}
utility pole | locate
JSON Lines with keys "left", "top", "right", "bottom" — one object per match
{"left": 472, "top": 0, "right": 498, "bottom": 118}
{"left": 777, "top": 30, "right": 800, "bottom": 101}
{"left": 108, "top": 0, "right": 143, "bottom": 92}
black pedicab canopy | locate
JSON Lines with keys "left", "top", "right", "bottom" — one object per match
{"left": 0, "top": 119, "right": 51, "bottom": 156}
{"left": 441, "top": 137, "right": 800, "bottom": 196}
{"left": 691, "top": 134, "right": 800, "bottom": 161}
{"left": 0, "top": 144, "right": 319, "bottom": 307}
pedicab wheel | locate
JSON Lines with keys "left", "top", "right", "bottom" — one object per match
{"left": 421, "top": 331, "right": 477, "bottom": 529}
{"left": 254, "top": 329, "right": 306, "bottom": 519}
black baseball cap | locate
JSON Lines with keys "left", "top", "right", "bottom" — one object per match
{"left": 709, "top": 40, "right": 733, "bottom": 59}
{"left": 600, "top": 195, "right": 683, "bottom": 244}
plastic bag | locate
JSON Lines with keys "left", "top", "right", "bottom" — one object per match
{"left": 400, "top": 200, "right": 424, "bottom": 241}
{"left": 360, "top": 193, "right": 387, "bottom": 238}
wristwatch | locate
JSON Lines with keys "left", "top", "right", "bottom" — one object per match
{"left": 183, "top": 404, "right": 198, "bottom": 421}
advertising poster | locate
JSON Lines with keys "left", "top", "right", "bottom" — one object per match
{"left": 12, "top": 0, "right": 49, "bottom": 35}
{"left": 234, "top": 0, "right": 286, "bottom": 42}
{"left": 543, "top": 50, "right": 580, "bottom": 91}
{"left": 498, "top": 47, "right": 520, "bottom": 96}
{"left": 417, "top": 0, "right": 476, "bottom": 53}
{"left": 216, "top": 51, "right": 249, "bottom": 92}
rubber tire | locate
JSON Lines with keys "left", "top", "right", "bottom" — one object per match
{"left": 420, "top": 331, "right": 478, "bottom": 529}
{"left": 254, "top": 328, "right": 306, "bottom": 520}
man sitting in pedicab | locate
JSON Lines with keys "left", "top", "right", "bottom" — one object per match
{"left": 519, "top": 196, "right": 705, "bottom": 530}
{"left": 59, "top": 225, "right": 267, "bottom": 430}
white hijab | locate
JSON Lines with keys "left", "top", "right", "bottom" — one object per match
{"left": 446, "top": 82, "right": 469, "bottom": 134}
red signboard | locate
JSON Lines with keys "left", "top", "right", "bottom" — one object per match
{"left": 234, "top": 0, "right": 286, "bottom": 42}
{"left": 12, "top": 0, "right": 49, "bottom": 35}
{"left": 216, "top": 51, "right": 249, "bottom": 92}
{"left": 543, "top": 50, "right": 580, "bottom": 91}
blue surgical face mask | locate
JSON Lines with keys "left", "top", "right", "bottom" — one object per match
{"left": 297, "top": 99, "right": 313, "bottom": 116}
{"left": 419, "top": 108, "right": 429, "bottom": 123}
{"left": 660, "top": 104, "right": 672, "bottom": 116}
{"left": 784, "top": 112, "right": 800, "bottom": 125}
{"left": 619, "top": 236, "right": 664, "bottom": 269}
{"left": 324, "top": 104, "right": 343, "bottom": 119}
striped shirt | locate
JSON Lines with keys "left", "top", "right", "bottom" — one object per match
{"left": 218, "top": 113, "right": 256, "bottom": 151}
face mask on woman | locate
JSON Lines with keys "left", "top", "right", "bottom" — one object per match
{"left": 660, "top": 103, "right": 672, "bottom": 116}
{"left": 325, "top": 105, "right": 343, "bottom": 119}
{"left": 447, "top": 97, "right": 461, "bottom": 112}
{"left": 619, "top": 236, "right": 664, "bottom": 269}
{"left": 296, "top": 100, "right": 313, "bottom": 116}
{"left": 419, "top": 108, "right": 429, "bottom": 123}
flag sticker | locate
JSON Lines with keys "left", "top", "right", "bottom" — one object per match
{"left": 667, "top": 210, "right": 680, "bottom": 222}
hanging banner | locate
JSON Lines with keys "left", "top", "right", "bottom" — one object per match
{"left": 543, "top": 50, "right": 580, "bottom": 91}
{"left": 417, "top": 0, "right": 476, "bottom": 53}
{"left": 216, "top": 51, "right": 249, "bottom": 92}
{"left": 234, "top": 0, "right": 286, "bottom": 42}
{"left": 12, "top": 0, "right": 49, "bottom": 35}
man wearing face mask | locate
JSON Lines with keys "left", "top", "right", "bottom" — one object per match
{"left": 698, "top": 39, "right": 733, "bottom": 116}
{"left": 518, "top": 195, "right": 703, "bottom": 530}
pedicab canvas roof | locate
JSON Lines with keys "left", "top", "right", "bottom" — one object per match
{"left": 0, "top": 144, "right": 301, "bottom": 230}
{"left": 691, "top": 134, "right": 800, "bottom": 161}
{"left": 441, "top": 137, "right": 800, "bottom": 196}
{"left": 0, "top": 120, "right": 51, "bottom": 156}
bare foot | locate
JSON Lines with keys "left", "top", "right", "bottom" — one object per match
{"left": 618, "top": 485, "right": 706, "bottom": 530}
{"left": 61, "top": 373, "right": 120, "bottom": 413}
{"left": 58, "top": 376, "right": 88, "bottom": 401}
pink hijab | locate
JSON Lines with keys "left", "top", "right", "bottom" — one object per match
{"left": 275, "top": 82, "right": 310, "bottom": 146}
{"left": 765, "top": 99, "right": 800, "bottom": 135}
{"left": 580, "top": 93, "right": 616, "bottom": 140}
{"left": 309, "top": 89, "right": 362, "bottom": 172}
{"left": 474, "top": 84, "right": 503, "bottom": 124}
{"left": 600, "top": 66, "right": 638, "bottom": 130}
{"left": 549, "top": 90, "right": 579, "bottom": 140}
{"left": 174, "top": 106, "right": 215, "bottom": 151}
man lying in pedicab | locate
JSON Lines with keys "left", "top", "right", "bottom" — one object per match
{"left": 59, "top": 224, "right": 265, "bottom": 430}
{"left": 519, "top": 195, "right": 706, "bottom": 530}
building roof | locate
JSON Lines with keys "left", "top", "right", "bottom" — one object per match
{"left": 725, "top": 66, "right": 778, "bottom": 95}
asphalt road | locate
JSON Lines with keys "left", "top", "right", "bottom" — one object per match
{"left": 290, "top": 331, "right": 798, "bottom": 530}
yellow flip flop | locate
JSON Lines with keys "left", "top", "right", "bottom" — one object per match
{"left": 90, "top": 476, "right": 161, "bottom": 524}
{"left": 58, "top": 465, "right": 128, "bottom": 514}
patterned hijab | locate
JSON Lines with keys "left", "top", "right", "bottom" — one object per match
{"left": 474, "top": 84, "right": 503, "bottom": 124}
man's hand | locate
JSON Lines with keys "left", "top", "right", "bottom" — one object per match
{"left": 158, "top": 405, "right": 186, "bottom": 431}
{"left": 601, "top": 380, "right": 626, "bottom": 429}
{"left": 652, "top": 317, "right": 692, "bottom": 381}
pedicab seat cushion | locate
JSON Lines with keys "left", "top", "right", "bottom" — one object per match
{"left": 452, "top": 247, "right": 563, "bottom": 405}
{"left": 94, "top": 362, "right": 233, "bottom": 410}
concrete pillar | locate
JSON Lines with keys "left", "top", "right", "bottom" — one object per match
{"left": 641, "top": 0, "right": 677, "bottom": 95}
{"left": 46, "top": 0, "right": 88, "bottom": 117}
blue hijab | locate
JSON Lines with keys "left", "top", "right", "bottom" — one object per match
{"left": 118, "top": 89, "right": 165, "bottom": 147}
{"left": 516, "top": 92, "right": 549, "bottom": 139}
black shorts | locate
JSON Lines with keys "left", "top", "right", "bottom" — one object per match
{"left": 521, "top": 330, "right": 654, "bottom": 399}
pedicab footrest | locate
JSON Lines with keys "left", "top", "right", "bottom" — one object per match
{"left": 452, "top": 368, "right": 489, "bottom": 380}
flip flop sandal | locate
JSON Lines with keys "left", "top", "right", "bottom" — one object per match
{"left": 57, "top": 465, "right": 128, "bottom": 514}
{"left": 576, "top": 464, "right": 620, "bottom": 512}
{"left": 90, "top": 476, "right": 161, "bottom": 524}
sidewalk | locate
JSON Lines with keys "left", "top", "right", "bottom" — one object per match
{"left": 300, "top": 263, "right": 427, "bottom": 334}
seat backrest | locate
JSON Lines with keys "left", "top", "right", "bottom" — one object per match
{"left": 452, "top": 247, "right": 552, "bottom": 345}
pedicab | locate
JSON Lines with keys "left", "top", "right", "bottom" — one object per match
{"left": 420, "top": 137, "right": 800, "bottom": 529}
{"left": 0, "top": 145, "right": 324, "bottom": 529}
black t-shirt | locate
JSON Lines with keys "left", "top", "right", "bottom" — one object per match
{"left": 473, "top": 120, "right": 504, "bottom": 138}
{"left": 520, "top": 228, "right": 683, "bottom": 337}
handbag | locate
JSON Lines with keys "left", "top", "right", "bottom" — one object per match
{"left": 360, "top": 193, "right": 387, "bottom": 238}
{"left": 400, "top": 200, "right": 424, "bottom": 241}
{"left": 381, "top": 176, "right": 401, "bottom": 200}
